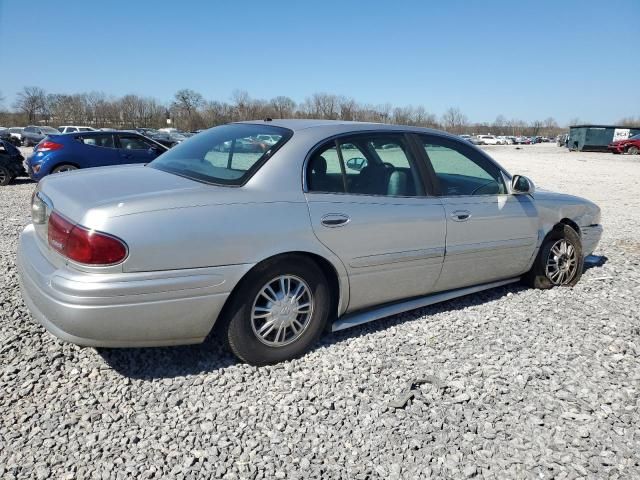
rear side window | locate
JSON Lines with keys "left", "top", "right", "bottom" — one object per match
{"left": 78, "top": 134, "right": 115, "bottom": 148}
{"left": 307, "top": 135, "right": 425, "bottom": 197}
{"left": 150, "top": 124, "right": 291, "bottom": 185}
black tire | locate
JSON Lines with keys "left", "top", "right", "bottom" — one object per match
{"left": 523, "top": 224, "right": 583, "bottom": 289}
{"left": 627, "top": 146, "right": 639, "bottom": 155}
{"left": 51, "top": 164, "right": 78, "bottom": 174}
{"left": 0, "top": 166, "right": 12, "bottom": 186}
{"left": 222, "top": 255, "right": 330, "bottom": 366}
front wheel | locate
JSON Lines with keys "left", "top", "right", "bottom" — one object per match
{"left": 523, "top": 225, "right": 583, "bottom": 289}
{"left": 223, "top": 255, "right": 330, "bottom": 366}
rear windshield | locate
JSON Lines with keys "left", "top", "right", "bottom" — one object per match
{"left": 149, "top": 124, "right": 292, "bottom": 185}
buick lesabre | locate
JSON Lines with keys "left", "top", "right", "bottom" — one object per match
{"left": 17, "top": 120, "right": 603, "bottom": 365}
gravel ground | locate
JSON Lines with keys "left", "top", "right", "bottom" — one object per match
{"left": 1, "top": 144, "right": 639, "bottom": 479}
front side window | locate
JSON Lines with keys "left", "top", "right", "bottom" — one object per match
{"left": 150, "top": 124, "right": 291, "bottom": 185}
{"left": 420, "top": 136, "right": 506, "bottom": 196}
{"left": 118, "top": 135, "right": 153, "bottom": 150}
{"left": 307, "top": 134, "right": 424, "bottom": 197}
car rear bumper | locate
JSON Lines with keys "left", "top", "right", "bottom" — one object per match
{"left": 581, "top": 224, "right": 603, "bottom": 257}
{"left": 17, "top": 224, "right": 252, "bottom": 347}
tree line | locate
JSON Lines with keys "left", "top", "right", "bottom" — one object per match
{"left": 1, "top": 86, "right": 636, "bottom": 137}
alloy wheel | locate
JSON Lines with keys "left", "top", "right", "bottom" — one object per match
{"left": 251, "top": 275, "right": 314, "bottom": 347}
{"left": 545, "top": 239, "right": 578, "bottom": 285}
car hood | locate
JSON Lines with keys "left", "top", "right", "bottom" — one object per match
{"left": 38, "top": 164, "right": 245, "bottom": 229}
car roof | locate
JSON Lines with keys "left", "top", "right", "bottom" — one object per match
{"left": 235, "top": 118, "right": 453, "bottom": 137}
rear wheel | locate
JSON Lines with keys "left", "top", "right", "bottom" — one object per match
{"left": 627, "top": 145, "right": 639, "bottom": 155}
{"left": 523, "top": 224, "right": 583, "bottom": 289}
{"left": 0, "top": 166, "right": 12, "bottom": 186}
{"left": 223, "top": 255, "right": 330, "bottom": 366}
{"left": 51, "top": 164, "right": 78, "bottom": 174}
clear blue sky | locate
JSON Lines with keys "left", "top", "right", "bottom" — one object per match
{"left": 1, "top": 0, "right": 638, "bottom": 125}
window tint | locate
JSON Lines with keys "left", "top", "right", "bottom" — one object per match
{"left": 308, "top": 144, "right": 345, "bottom": 193}
{"left": 119, "top": 135, "right": 153, "bottom": 150}
{"left": 150, "top": 124, "right": 291, "bottom": 185}
{"left": 79, "top": 127, "right": 93, "bottom": 132}
{"left": 420, "top": 137, "right": 506, "bottom": 196}
{"left": 307, "top": 135, "right": 424, "bottom": 197}
{"left": 66, "top": 127, "right": 78, "bottom": 133}
{"left": 79, "top": 134, "right": 115, "bottom": 148}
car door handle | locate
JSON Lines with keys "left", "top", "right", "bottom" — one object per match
{"left": 451, "top": 210, "right": 472, "bottom": 222}
{"left": 321, "top": 214, "right": 351, "bottom": 227}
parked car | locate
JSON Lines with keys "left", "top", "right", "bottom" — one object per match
{"left": 22, "top": 126, "right": 60, "bottom": 147}
{"left": 515, "top": 136, "right": 531, "bottom": 145}
{"left": 58, "top": 126, "right": 97, "bottom": 133}
{"left": 8, "top": 127, "right": 24, "bottom": 142}
{"left": 0, "top": 128, "right": 22, "bottom": 147}
{"left": 0, "top": 139, "right": 27, "bottom": 186}
{"left": 134, "top": 128, "right": 179, "bottom": 148}
{"left": 17, "top": 120, "right": 602, "bottom": 365}
{"left": 24, "top": 130, "right": 168, "bottom": 181}
{"left": 607, "top": 134, "right": 640, "bottom": 155}
{"left": 478, "top": 135, "right": 500, "bottom": 145}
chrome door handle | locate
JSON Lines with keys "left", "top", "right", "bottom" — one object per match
{"left": 451, "top": 210, "right": 472, "bottom": 222}
{"left": 321, "top": 213, "right": 350, "bottom": 227}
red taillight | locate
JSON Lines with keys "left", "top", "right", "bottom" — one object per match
{"left": 37, "top": 140, "right": 64, "bottom": 152}
{"left": 47, "top": 211, "right": 127, "bottom": 265}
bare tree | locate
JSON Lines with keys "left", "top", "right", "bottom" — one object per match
{"left": 270, "top": 96, "right": 296, "bottom": 119}
{"left": 617, "top": 116, "right": 640, "bottom": 127}
{"left": 171, "top": 89, "right": 205, "bottom": 130}
{"left": 14, "top": 86, "right": 47, "bottom": 123}
{"left": 441, "top": 107, "right": 468, "bottom": 134}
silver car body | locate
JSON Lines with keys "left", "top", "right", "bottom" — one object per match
{"left": 17, "top": 120, "right": 603, "bottom": 347}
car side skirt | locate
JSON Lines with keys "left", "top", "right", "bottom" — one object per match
{"left": 332, "top": 277, "right": 520, "bottom": 332}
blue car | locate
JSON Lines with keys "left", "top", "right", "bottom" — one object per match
{"left": 26, "top": 130, "right": 168, "bottom": 181}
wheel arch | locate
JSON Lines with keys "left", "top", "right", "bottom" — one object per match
{"left": 213, "top": 250, "right": 347, "bottom": 337}
{"left": 558, "top": 218, "right": 580, "bottom": 236}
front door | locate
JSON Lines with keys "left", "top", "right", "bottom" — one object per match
{"left": 116, "top": 134, "right": 160, "bottom": 164}
{"left": 305, "top": 133, "right": 446, "bottom": 312}
{"left": 415, "top": 134, "right": 539, "bottom": 291}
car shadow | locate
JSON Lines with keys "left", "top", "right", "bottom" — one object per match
{"left": 9, "top": 178, "right": 36, "bottom": 186}
{"left": 99, "top": 258, "right": 607, "bottom": 379}
{"left": 97, "top": 335, "right": 239, "bottom": 380}
{"left": 584, "top": 254, "right": 607, "bottom": 270}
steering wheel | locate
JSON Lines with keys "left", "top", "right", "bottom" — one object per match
{"left": 470, "top": 180, "right": 498, "bottom": 196}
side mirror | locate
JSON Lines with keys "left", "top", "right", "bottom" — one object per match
{"left": 346, "top": 157, "right": 367, "bottom": 171}
{"left": 511, "top": 175, "right": 535, "bottom": 194}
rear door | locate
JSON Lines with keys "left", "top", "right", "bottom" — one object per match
{"left": 115, "top": 133, "right": 162, "bottom": 164}
{"left": 305, "top": 133, "right": 446, "bottom": 312}
{"left": 415, "top": 134, "right": 538, "bottom": 291}
{"left": 75, "top": 133, "right": 120, "bottom": 167}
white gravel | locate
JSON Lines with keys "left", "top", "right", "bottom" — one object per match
{"left": 1, "top": 144, "right": 639, "bottom": 479}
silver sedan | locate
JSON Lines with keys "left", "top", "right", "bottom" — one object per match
{"left": 17, "top": 120, "right": 603, "bottom": 365}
